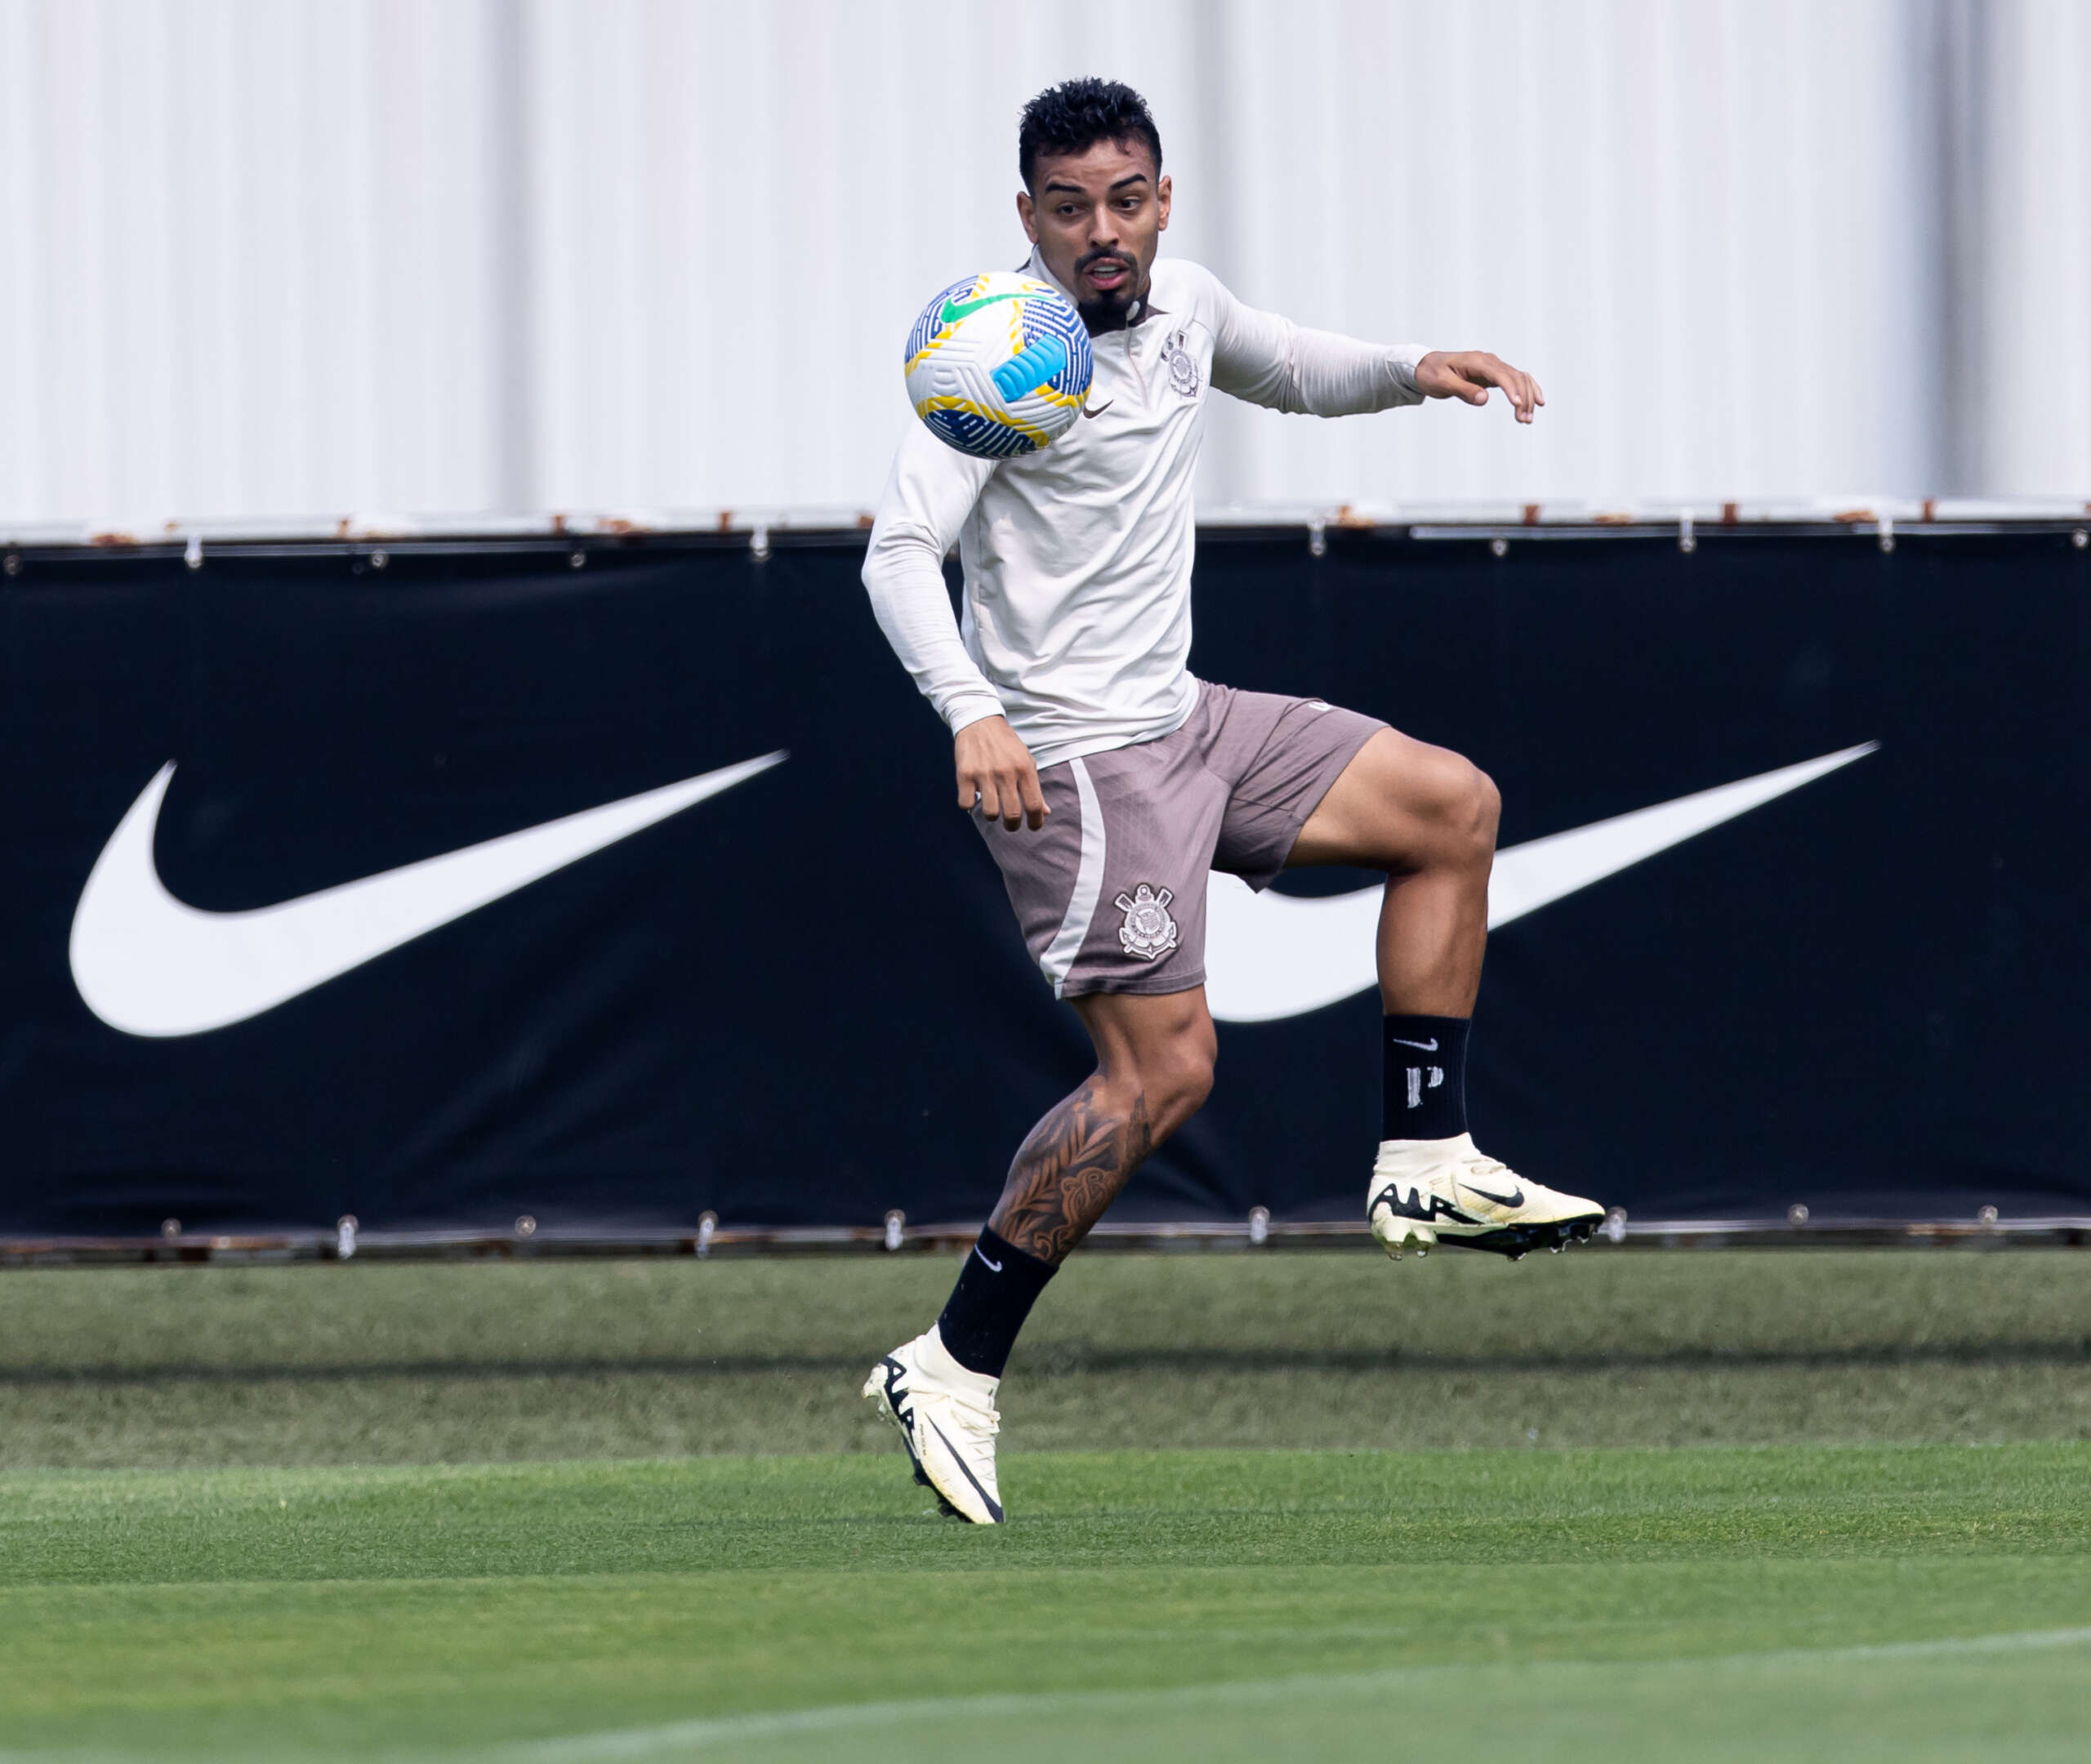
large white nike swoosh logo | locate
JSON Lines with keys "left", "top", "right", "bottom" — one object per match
{"left": 69, "top": 753, "right": 787, "bottom": 1037}
{"left": 1206, "top": 742, "right": 1877, "bottom": 1023}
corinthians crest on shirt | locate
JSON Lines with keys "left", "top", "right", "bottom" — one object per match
{"left": 1115, "top": 884, "right": 1179, "bottom": 960}
{"left": 1160, "top": 329, "right": 1199, "bottom": 397}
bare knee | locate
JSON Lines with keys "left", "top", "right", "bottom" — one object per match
{"left": 1422, "top": 755, "right": 1497, "bottom": 869}
{"left": 1103, "top": 1021, "right": 1215, "bottom": 1142}
{"left": 1467, "top": 764, "right": 1501, "bottom": 855}
{"left": 1077, "top": 990, "right": 1218, "bottom": 1143}
{"left": 1153, "top": 1024, "right": 1217, "bottom": 1130}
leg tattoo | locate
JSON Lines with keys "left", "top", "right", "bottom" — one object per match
{"left": 989, "top": 1077, "right": 1154, "bottom": 1264}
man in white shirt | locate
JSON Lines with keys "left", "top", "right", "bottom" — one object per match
{"left": 863, "top": 80, "right": 1603, "bottom": 1524}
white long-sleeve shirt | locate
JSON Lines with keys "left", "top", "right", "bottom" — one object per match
{"left": 862, "top": 251, "right": 1429, "bottom": 770}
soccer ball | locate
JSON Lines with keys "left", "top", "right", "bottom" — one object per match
{"left": 903, "top": 272, "right": 1094, "bottom": 459}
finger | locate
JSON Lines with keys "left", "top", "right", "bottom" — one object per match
{"left": 957, "top": 766, "right": 979, "bottom": 812}
{"left": 1019, "top": 767, "right": 1049, "bottom": 831}
{"left": 976, "top": 773, "right": 1002, "bottom": 823}
{"left": 996, "top": 768, "right": 1024, "bottom": 831}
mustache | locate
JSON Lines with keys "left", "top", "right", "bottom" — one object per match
{"left": 1077, "top": 250, "right": 1135, "bottom": 277}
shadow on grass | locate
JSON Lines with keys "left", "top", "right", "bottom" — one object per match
{"left": 7, "top": 1339, "right": 2090, "bottom": 1386}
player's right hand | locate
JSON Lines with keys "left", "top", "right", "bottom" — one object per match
{"left": 956, "top": 715, "right": 1049, "bottom": 831}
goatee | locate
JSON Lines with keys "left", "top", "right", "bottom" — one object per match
{"left": 1077, "top": 286, "right": 1146, "bottom": 335}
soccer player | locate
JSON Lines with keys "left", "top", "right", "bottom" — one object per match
{"left": 860, "top": 78, "right": 1603, "bottom": 1524}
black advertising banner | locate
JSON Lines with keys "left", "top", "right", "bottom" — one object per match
{"left": 3, "top": 527, "right": 2085, "bottom": 1236}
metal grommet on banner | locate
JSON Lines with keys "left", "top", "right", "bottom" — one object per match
{"left": 1247, "top": 1205, "right": 1269, "bottom": 1246}
{"left": 185, "top": 534, "right": 203, "bottom": 571}
{"left": 751, "top": 524, "right": 771, "bottom": 564}
{"left": 2, "top": 552, "right": 20, "bottom": 576}
{"left": 1603, "top": 1206, "right": 1628, "bottom": 1245}
{"left": 336, "top": 1214, "right": 358, "bottom": 1260}
{"left": 2074, "top": 529, "right": 2088, "bottom": 550}
{"left": 1787, "top": 1203, "right": 1810, "bottom": 1225}
{"left": 1308, "top": 520, "right": 1326, "bottom": 559}
{"left": 161, "top": 1218, "right": 181, "bottom": 1240}
{"left": 513, "top": 1213, "right": 537, "bottom": 1239}
{"left": 569, "top": 550, "right": 586, "bottom": 570}
{"left": 369, "top": 549, "right": 389, "bottom": 571}
{"left": 1679, "top": 513, "right": 1696, "bottom": 554}
{"left": 883, "top": 1209, "right": 905, "bottom": 1251}
{"left": 1490, "top": 536, "right": 1509, "bottom": 559}
{"left": 696, "top": 1211, "right": 718, "bottom": 1258}
{"left": 1876, "top": 515, "right": 1894, "bottom": 553}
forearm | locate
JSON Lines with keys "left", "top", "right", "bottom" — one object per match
{"left": 862, "top": 537, "right": 1004, "bottom": 733}
{"left": 1213, "top": 308, "right": 1429, "bottom": 417}
{"left": 862, "top": 430, "right": 1001, "bottom": 733}
{"left": 1283, "top": 326, "right": 1429, "bottom": 416}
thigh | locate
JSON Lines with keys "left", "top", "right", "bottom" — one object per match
{"left": 979, "top": 735, "right": 1226, "bottom": 1000}
{"left": 1286, "top": 725, "right": 1487, "bottom": 870}
{"left": 1072, "top": 987, "right": 1217, "bottom": 1084}
{"left": 1206, "top": 688, "right": 1388, "bottom": 888}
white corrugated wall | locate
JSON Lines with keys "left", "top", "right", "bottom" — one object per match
{"left": 1977, "top": 0, "right": 2091, "bottom": 495}
{"left": 0, "top": 0, "right": 2084, "bottom": 524}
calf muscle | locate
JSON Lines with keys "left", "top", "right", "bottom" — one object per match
{"left": 989, "top": 1077, "right": 1154, "bottom": 1263}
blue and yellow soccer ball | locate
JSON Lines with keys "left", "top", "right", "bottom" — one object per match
{"left": 903, "top": 272, "right": 1094, "bottom": 458}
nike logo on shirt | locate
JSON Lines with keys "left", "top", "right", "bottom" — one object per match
{"left": 1206, "top": 743, "right": 1878, "bottom": 1022}
{"left": 1389, "top": 1036, "right": 1439, "bottom": 1052}
{"left": 69, "top": 753, "right": 787, "bottom": 1037}
{"left": 1079, "top": 400, "right": 1115, "bottom": 419}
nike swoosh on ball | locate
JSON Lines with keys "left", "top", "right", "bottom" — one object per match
{"left": 1204, "top": 743, "right": 1877, "bottom": 1023}
{"left": 69, "top": 753, "right": 787, "bottom": 1038}
{"left": 939, "top": 288, "right": 1034, "bottom": 324}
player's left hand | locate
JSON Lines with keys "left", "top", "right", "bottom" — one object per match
{"left": 1415, "top": 351, "right": 1545, "bottom": 424}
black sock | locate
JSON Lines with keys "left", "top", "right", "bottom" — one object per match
{"left": 935, "top": 1227, "right": 1057, "bottom": 1379}
{"left": 1382, "top": 1014, "right": 1471, "bottom": 1141}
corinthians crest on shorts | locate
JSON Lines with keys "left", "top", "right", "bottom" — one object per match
{"left": 1115, "top": 884, "right": 1179, "bottom": 960}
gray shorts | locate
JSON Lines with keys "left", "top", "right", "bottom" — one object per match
{"left": 978, "top": 679, "right": 1385, "bottom": 999}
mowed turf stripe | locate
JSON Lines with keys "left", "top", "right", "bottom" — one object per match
{"left": 497, "top": 1624, "right": 2091, "bottom": 1759}
{"left": 7, "top": 1441, "right": 2089, "bottom": 1585}
{"left": 0, "top": 1628, "right": 2085, "bottom": 1764}
{"left": 9, "top": 1254, "right": 2091, "bottom": 1468}
{"left": 493, "top": 1633, "right": 2091, "bottom": 1764}
{"left": 3, "top": 1446, "right": 2088, "bottom": 1758}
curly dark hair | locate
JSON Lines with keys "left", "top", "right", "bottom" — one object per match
{"left": 1018, "top": 78, "right": 1162, "bottom": 190}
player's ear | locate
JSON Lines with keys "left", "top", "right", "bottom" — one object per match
{"left": 1016, "top": 188, "right": 1040, "bottom": 243}
{"left": 1156, "top": 173, "right": 1171, "bottom": 231}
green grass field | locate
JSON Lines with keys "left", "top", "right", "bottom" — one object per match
{"left": 3, "top": 1251, "right": 2089, "bottom": 1759}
